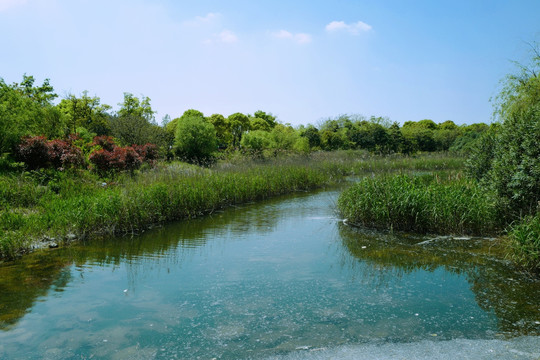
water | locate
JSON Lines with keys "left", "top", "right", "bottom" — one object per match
{"left": 1, "top": 189, "right": 540, "bottom": 359}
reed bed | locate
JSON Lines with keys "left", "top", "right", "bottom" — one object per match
{"left": 338, "top": 172, "right": 500, "bottom": 235}
{"left": 0, "top": 152, "right": 464, "bottom": 259}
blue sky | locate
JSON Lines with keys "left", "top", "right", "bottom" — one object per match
{"left": 1, "top": 0, "right": 539, "bottom": 126}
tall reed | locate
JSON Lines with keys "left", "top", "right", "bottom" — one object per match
{"left": 338, "top": 172, "right": 500, "bottom": 235}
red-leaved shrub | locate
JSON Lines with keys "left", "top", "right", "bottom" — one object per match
{"left": 91, "top": 135, "right": 115, "bottom": 152}
{"left": 17, "top": 136, "right": 85, "bottom": 170}
{"left": 133, "top": 143, "right": 158, "bottom": 165}
{"left": 48, "top": 139, "right": 85, "bottom": 169}
{"left": 17, "top": 136, "right": 50, "bottom": 170}
{"left": 89, "top": 146, "right": 143, "bottom": 174}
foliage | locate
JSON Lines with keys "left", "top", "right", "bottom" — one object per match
{"left": 0, "top": 152, "right": 460, "bottom": 259}
{"left": 117, "top": 92, "right": 155, "bottom": 123}
{"left": 240, "top": 130, "right": 272, "bottom": 155}
{"left": 0, "top": 76, "right": 64, "bottom": 156}
{"left": 509, "top": 213, "right": 540, "bottom": 271}
{"left": 467, "top": 44, "right": 540, "bottom": 216}
{"left": 56, "top": 91, "right": 112, "bottom": 135}
{"left": 174, "top": 115, "right": 217, "bottom": 163}
{"left": 16, "top": 136, "right": 85, "bottom": 170}
{"left": 228, "top": 112, "right": 250, "bottom": 148}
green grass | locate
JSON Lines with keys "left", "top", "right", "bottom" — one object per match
{"left": 508, "top": 214, "right": 540, "bottom": 272}
{"left": 0, "top": 152, "right": 464, "bottom": 259}
{"left": 337, "top": 172, "right": 500, "bottom": 236}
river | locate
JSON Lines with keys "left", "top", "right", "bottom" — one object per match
{"left": 1, "top": 188, "right": 539, "bottom": 359}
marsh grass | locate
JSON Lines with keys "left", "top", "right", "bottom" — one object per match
{"left": 508, "top": 214, "right": 540, "bottom": 272}
{"left": 338, "top": 172, "right": 500, "bottom": 236}
{"left": 0, "top": 152, "right": 464, "bottom": 259}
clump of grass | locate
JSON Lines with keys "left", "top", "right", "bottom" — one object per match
{"left": 508, "top": 214, "right": 540, "bottom": 272}
{"left": 338, "top": 172, "right": 500, "bottom": 235}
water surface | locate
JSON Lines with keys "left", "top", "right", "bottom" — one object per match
{"left": 1, "top": 188, "right": 539, "bottom": 359}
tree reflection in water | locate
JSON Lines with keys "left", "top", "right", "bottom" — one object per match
{"left": 338, "top": 223, "right": 540, "bottom": 336}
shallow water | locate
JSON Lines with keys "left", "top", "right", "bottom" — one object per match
{"left": 1, "top": 188, "right": 539, "bottom": 359}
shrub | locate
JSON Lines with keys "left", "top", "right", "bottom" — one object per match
{"left": 92, "top": 135, "right": 115, "bottom": 151}
{"left": 16, "top": 135, "right": 85, "bottom": 170}
{"left": 133, "top": 143, "right": 158, "bottom": 164}
{"left": 16, "top": 136, "right": 50, "bottom": 170}
{"left": 48, "top": 139, "right": 85, "bottom": 169}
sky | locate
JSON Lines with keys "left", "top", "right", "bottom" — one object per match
{"left": 1, "top": 0, "right": 540, "bottom": 126}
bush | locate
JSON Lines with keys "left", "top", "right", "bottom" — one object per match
{"left": 16, "top": 136, "right": 50, "bottom": 170}
{"left": 16, "top": 135, "right": 85, "bottom": 170}
{"left": 89, "top": 146, "right": 143, "bottom": 174}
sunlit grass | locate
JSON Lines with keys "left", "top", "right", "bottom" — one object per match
{"left": 0, "top": 152, "right": 464, "bottom": 259}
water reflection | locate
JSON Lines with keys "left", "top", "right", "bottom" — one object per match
{"left": 1, "top": 188, "right": 539, "bottom": 360}
{"left": 0, "top": 192, "right": 312, "bottom": 330}
{"left": 338, "top": 224, "right": 540, "bottom": 336}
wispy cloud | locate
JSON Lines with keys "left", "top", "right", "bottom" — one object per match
{"left": 203, "top": 29, "right": 239, "bottom": 45}
{"left": 218, "top": 29, "right": 238, "bottom": 43}
{"left": 325, "top": 20, "right": 372, "bottom": 35}
{"left": 0, "top": 0, "right": 27, "bottom": 12}
{"left": 183, "top": 12, "right": 221, "bottom": 27}
{"left": 271, "top": 30, "right": 312, "bottom": 44}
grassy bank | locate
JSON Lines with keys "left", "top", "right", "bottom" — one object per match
{"left": 0, "top": 152, "right": 463, "bottom": 259}
{"left": 336, "top": 171, "right": 540, "bottom": 272}
{"left": 338, "top": 172, "right": 500, "bottom": 236}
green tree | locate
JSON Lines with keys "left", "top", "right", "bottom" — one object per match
{"left": 253, "top": 110, "right": 277, "bottom": 129}
{"left": 240, "top": 130, "right": 272, "bottom": 155}
{"left": 299, "top": 124, "right": 321, "bottom": 149}
{"left": 174, "top": 115, "right": 217, "bottom": 163}
{"left": 0, "top": 76, "right": 64, "bottom": 156}
{"left": 57, "top": 91, "right": 112, "bottom": 135}
{"left": 117, "top": 93, "right": 155, "bottom": 123}
{"left": 228, "top": 112, "right": 250, "bottom": 148}
{"left": 208, "top": 113, "right": 231, "bottom": 148}
{"left": 468, "top": 43, "right": 540, "bottom": 215}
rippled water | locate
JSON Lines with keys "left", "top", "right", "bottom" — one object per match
{"left": 1, "top": 188, "right": 539, "bottom": 359}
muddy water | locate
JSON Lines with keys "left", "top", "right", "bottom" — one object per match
{"left": 1, "top": 189, "right": 539, "bottom": 359}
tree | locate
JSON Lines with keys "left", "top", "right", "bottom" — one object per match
{"left": 208, "top": 113, "right": 231, "bottom": 148}
{"left": 174, "top": 115, "right": 217, "bottom": 163}
{"left": 253, "top": 110, "right": 277, "bottom": 129}
{"left": 11, "top": 74, "right": 57, "bottom": 106}
{"left": 467, "top": 42, "right": 540, "bottom": 215}
{"left": 117, "top": 93, "right": 155, "bottom": 123}
{"left": 57, "top": 91, "right": 112, "bottom": 135}
{"left": 228, "top": 112, "right": 250, "bottom": 148}
{"left": 0, "top": 76, "right": 64, "bottom": 156}
{"left": 241, "top": 130, "right": 272, "bottom": 155}
{"left": 299, "top": 124, "right": 321, "bottom": 149}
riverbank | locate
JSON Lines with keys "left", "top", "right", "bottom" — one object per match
{"left": 337, "top": 171, "right": 540, "bottom": 272}
{"left": 0, "top": 152, "right": 463, "bottom": 260}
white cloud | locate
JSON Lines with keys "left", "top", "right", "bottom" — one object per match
{"left": 271, "top": 30, "right": 312, "bottom": 44}
{"left": 203, "top": 29, "right": 239, "bottom": 45}
{"left": 183, "top": 12, "right": 221, "bottom": 26}
{"left": 0, "top": 0, "right": 27, "bottom": 12}
{"left": 325, "top": 20, "right": 372, "bottom": 35}
{"left": 218, "top": 29, "right": 238, "bottom": 43}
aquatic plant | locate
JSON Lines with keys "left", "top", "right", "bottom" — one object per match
{"left": 337, "top": 173, "right": 500, "bottom": 235}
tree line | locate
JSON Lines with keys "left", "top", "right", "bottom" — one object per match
{"left": 1, "top": 74, "right": 490, "bottom": 169}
